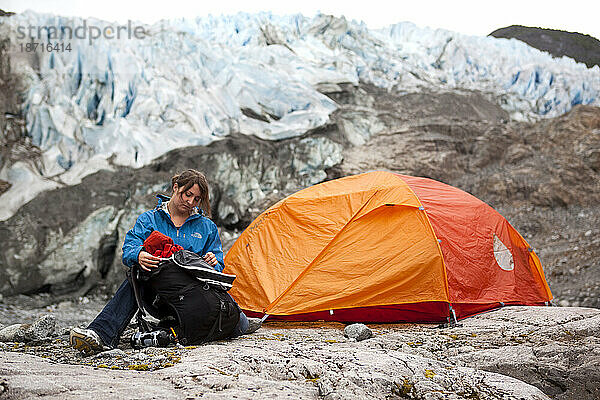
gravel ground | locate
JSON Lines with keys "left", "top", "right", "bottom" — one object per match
{"left": 0, "top": 294, "right": 346, "bottom": 372}
{"left": 0, "top": 293, "right": 191, "bottom": 371}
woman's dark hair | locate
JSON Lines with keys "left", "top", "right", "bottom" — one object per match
{"left": 171, "top": 169, "right": 211, "bottom": 218}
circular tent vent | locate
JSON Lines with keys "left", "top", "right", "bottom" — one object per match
{"left": 493, "top": 233, "right": 514, "bottom": 271}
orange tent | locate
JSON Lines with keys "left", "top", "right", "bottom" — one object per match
{"left": 224, "top": 171, "right": 552, "bottom": 323}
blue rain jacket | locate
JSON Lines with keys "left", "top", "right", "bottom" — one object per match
{"left": 122, "top": 194, "right": 224, "bottom": 271}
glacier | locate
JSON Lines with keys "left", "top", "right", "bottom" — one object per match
{"left": 0, "top": 10, "right": 599, "bottom": 220}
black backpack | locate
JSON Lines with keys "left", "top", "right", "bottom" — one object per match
{"left": 130, "top": 250, "right": 240, "bottom": 345}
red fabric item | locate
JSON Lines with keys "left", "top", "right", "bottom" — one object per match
{"left": 143, "top": 230, "right": 183, "bottom": 258}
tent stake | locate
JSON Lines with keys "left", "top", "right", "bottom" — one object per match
{"left": 449, "top": 305, "right": 459, "bottom": 327}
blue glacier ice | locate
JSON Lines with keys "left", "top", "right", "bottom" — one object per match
{"left": 0, "top": 10, "right": 599, "bottom": 220}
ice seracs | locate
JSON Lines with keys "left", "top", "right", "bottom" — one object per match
{"left": 0, "top": 11, "right": 598, "bottom": 220}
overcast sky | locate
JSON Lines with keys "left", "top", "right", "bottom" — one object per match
{"left": 4, "top": 0, "right": 600, "bottom": 39}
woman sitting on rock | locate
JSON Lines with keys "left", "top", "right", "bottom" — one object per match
{"left": 69, "top": 169, "right": 261, "bottom": 354}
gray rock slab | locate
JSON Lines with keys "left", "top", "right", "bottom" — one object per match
{"left": 0, "top": 306, "right": 598, "bottom": 399}
{"left": 164, "top": 334, "right": 550, "bottom": 400}
{"left": 447, "top": 306, "right": 600, "bottom": 400}
{"left": 0, "top": 352, "right": 183, "bottom": 399}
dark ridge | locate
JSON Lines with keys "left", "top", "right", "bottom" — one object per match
{"left": 489, "top": 25, "right": 600, "bottom": 68}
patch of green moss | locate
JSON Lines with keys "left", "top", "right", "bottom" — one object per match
{"left": 424, "top": 369, "right": 436, "bottom": 379}
{"left": 128, "top": 364, "right": 149, "bottom": 371}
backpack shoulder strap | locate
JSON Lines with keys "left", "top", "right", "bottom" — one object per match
{"left": 128, "top": 266, "right": 155, "bottom": 332}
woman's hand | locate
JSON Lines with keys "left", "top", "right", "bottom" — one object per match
{"left": 138, "top": 250, "right": 161, "bottom": 272}
{"left": 203, "top": 252, "right": 218, "bottom": 267}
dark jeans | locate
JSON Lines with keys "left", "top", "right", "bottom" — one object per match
{"left": 88, "top": 279, "right": 249, "bottom": 348}
{"left": 88, "top": 279, "right": 137, "bottom": 348}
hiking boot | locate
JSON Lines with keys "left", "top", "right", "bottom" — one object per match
{"left": 245, "top": 317, "right": 262, "bottom": 335}
{"left": 69, "top": 327, "right": 107, "bottom": 355}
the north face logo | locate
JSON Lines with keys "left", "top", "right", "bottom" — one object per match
{"left": 191, "top": 232, "right": 203, "bottom": 239}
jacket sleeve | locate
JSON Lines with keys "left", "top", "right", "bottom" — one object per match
{"left": 122, "top": 212, "right": 154, "bottom": 268}
{"left": 202, "top": 222, "right": 225, "bottom": 272}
